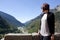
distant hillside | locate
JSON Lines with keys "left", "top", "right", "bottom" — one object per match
{"left": 25, "top": 14, "right": 41, "bottom": 33}
{"left": 0, "top": 15, "right": 17, "bottom": 34}
{"left": 0, "top": 11, "right": 24, "bottom": 39}
{"left": 0, "top": 11, "right": 24, "bottom": 27}
{"left": 25, "top": 5, "right": 60, "bottom": 33}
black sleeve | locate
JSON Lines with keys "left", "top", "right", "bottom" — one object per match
{"left": 51, "top": 13, "right": 55, "bottom": 34}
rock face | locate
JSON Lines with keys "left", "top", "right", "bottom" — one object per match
{"left": 56, "top": 5, "right": 60, "bottom": 11}
{"left": 4, "top": 33, "right": 60, "bottom": 40}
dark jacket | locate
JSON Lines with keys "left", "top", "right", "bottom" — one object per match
{"left": 40, "top": 12, "right": 55, "bottom": 35}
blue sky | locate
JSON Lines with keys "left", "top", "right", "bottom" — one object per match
{"left": 0, "top": 0, "right": 60, "bottom": 23}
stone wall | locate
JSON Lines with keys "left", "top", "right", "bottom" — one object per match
{"left": 4, "top": 33, "right": 60, "bottom": 40}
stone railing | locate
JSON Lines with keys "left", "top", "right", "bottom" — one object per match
{"left": 4, "top": 33, "right": 60, "bottom": 40}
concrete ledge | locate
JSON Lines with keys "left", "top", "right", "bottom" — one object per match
{"left": 55, "top": 33, "right": 60, "bottom": 40}
{"left": 4, "top": 33, "right": 60, "bottom": 40}
{"left": 5, "top": 33, "right": 32, "bottom": 40}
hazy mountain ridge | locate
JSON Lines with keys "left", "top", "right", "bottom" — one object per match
{"left": 0, "top": 11, "right": 24, "bottom": 27}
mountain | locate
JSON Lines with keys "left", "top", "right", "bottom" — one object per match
{"left": 25, "top": 5, "right": 60, "bottom": 33}
{"left": 0, "top": 11, "right": 24, "bottom": 38}
{"left": 0, "top": 15, "right": 18, "bottom": 34}
{"left": 0, "top": 11, "right": 24, "bottom": 27}
{"left": 0, "top": 15, "right": 23, "bottom": 39}
{"left": 25, "top": 14, "right": 41, "bottom": 33}
{"left": 55, "top": 5, "right": 60, "bottom": 11}
{"left": 50, "top": 5, "right": 60, "bottom": 13}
